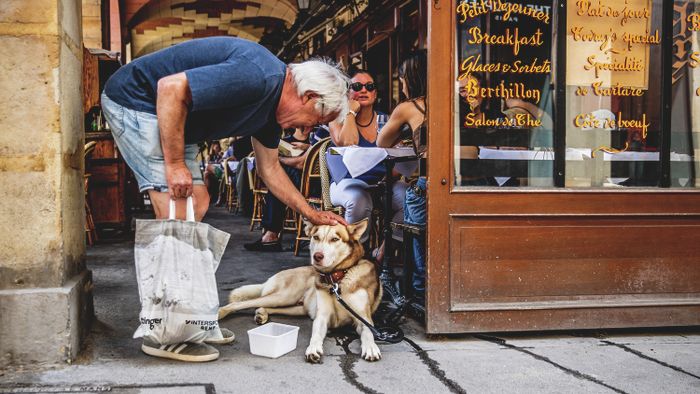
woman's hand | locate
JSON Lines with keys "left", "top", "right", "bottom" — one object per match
{"left": 349, "top": 99, "right": 361, "bottom": 113}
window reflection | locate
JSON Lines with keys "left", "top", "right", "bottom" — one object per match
{"left": 671, "top": 0, "right": 700, "bottom": 188}
{"left": 455, "top": 0, "right": 555, "bottom": 188}
{"left": 453, "top": 0, "right": 699, "bottom": 189}
{"left": 565, "top": 0, "right": 663, "bottom": 187}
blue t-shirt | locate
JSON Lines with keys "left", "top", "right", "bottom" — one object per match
{"left": 104, "top": 37, "right": 285, "bottom": 148}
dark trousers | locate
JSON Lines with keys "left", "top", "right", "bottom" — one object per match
{"left": 261, "top": 164, "right": 301, "bottom": 233}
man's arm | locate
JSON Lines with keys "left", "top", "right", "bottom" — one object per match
{"left": 157, "top": 72, "right": 193, "bottom": 199}
{"left": 252, "top": 137, "right": 345, "bottom": 226}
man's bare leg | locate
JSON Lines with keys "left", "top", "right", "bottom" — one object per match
{"left": 148, "top": 185, "right": 210, "bottom": 221}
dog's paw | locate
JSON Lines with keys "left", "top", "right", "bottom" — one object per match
{"left": 305, "top": 344, "right": 324, "bottom": 364}
{"left": 254, "top": 308, "right": 269, "bottom": 325}
{"left": 361, "top": 342, "right": 381, "bottom": 362}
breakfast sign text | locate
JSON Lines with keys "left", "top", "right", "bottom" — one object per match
{"left": 457, "top": 0, "right": 551, "bottom": 128}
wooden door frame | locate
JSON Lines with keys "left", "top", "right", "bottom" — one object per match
{"left": 425, "top": 0, "right": 455, "bottom": 332}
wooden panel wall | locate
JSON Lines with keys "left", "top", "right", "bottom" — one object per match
{"left": 83, "top": 47, "right": 99, "bottom": 113}
{"left": 449, "top": 215, "right": 700, "bottom": 307}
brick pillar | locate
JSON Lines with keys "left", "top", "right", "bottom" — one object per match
{"left": 0, "top": 0, "right": 93, "bottom": 366}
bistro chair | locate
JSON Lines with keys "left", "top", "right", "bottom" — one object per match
{"left": 246, "top": 153, "right": 267, "bottom": 231}
{"left": 223, "top": 157, "right": 239, "bottom": 213}
{"left": 367, "top": 186, "right": 384, "bottom": 252}
{"left": 283, "top": 207, "right": 297, "bottom": 234}
{"left": 391, "top": 223, "right": 425, "bottom": 293}
{"left": 84, "top": 141, "right": 98, "bottom": 246}
{"left": 293, "top": 137, "right": 327, "bottom": 255}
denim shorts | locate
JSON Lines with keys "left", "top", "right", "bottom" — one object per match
{"left": 101, "top": 93, "right": 203, "bottom": 192}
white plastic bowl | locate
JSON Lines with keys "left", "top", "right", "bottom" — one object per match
{"left": 247, "top": 322, "right": 300, "bottom": 358}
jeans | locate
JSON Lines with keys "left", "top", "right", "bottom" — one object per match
{"left": 404, "top": 177, "right": 426, "bottom": 295}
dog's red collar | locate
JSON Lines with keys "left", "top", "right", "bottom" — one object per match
{"left": 319, "top": 269, "right": 348, "bottom": 286}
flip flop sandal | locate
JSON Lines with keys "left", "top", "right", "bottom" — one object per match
{"left": 204, "top": 328, "right": 236, "bottom": 345}
{"left": 141, "top": 338, "right": 219, "bottom": 362}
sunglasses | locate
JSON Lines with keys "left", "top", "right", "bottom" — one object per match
{"left": 350, "top": 82, "right": 376, "bottom": 92}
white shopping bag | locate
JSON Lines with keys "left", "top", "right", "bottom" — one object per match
{"left": 133, "top": 197, "right": 230, "bottom": 344}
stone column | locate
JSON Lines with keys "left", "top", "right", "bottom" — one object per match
{"left": 0, "top": 0, "right": 93, "bottom": 366}
{"left": 82, "top": 0, "right": 102, "bottom": 49}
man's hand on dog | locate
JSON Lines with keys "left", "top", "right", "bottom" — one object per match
{"left": 306, "top": 210, "right": 347, "bottom": 226}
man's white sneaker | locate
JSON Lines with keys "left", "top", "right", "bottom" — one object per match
{"left": 141, "top": 338, "right": 219, "bottom": 362}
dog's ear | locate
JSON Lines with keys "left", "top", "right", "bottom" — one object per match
{"left": 346, "top": 218, "right": 369, "bottom": 241}
{"left": 303, "top": 219, "right": 315, "bottom": 237}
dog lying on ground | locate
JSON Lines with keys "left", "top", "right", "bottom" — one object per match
{"left": 218, "top": 219, "right": 382, "bottom": 362}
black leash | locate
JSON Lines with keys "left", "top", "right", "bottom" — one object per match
{"left": 328, "top": 282, "right": 405, "bottom": 344}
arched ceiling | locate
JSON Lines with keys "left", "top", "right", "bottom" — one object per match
{"left": 125, "top": 0, "right": 298, "bottom": 58}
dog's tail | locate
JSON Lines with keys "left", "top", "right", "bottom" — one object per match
{"left": 228, "top": 284, "right": 264, "bottom": 303}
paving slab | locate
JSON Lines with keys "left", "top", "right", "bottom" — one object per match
{"left": 502, "top": 335, "right": 700, "bottom": 394}
{"left": 427, "top": 346, "right": 606, "bottom": 394}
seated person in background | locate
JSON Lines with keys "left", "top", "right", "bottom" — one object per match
{"left": 214, "top": 137, "right": 239, "bottom": 206}
{"left": 377, "top": 50, "right": 427, "bottom": 301}
{"left": 457, "top": 72, "right": 499, "bottom": 186}
{"left": 328, "top": 69, "right": 408, "bottom": 252}
{"left": 244, "top": 127, "right": 314, "bottom": 251}
{"left": 221, "top": 137, "right": 236, "bottom": 161}
{"left": 460, "top": 72, "right": 552, "bottom": 187}
{"left": 310, "top": 124, "right": 330, "bottom": 145}
{"left": 203, "top": 140, "right": 224, "bottom": 200}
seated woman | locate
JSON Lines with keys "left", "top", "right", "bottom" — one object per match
{"left": 377, "top": 51, "right": 427, "bottom": 301}
{"left": 203, "top": 140, "right": 224, "bottom": 200}
{"left": 328, "top": 69, "right": 408, "bottom": 248}
{"left": 214, "top": 137, "right": 239, "bottom": 206}
{"left": 459, "top": 72, "right": 552, "bottom": 187}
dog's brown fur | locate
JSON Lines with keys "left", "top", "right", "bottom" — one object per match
{"left": 218, "top": 219, "right": 383, "bottom": 362}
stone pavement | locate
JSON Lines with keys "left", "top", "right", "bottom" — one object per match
{"left": 1, "top": 207, "right": 699, "bottom": 394}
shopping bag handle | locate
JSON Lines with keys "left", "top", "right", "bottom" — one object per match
{"left": 168, "top": 196, "right": 195, "bottom": 222}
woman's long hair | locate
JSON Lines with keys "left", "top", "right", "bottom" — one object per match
{"left": 398, "top": 50, "right": 427, "bottom": 99}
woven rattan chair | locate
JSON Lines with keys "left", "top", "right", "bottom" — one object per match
{"left": 318, "top": 139, "right": 344, "bottom": 216}
{"left": 293, "top": 137, "right": 328, "bottom": 255}
{"left": 84, "top": 141, "right": 98, "bottom": 245}
{"left": 283, "top": 207, "right": 297, "bottom": 233}
{"left": 223, "top": 157, "right": 239, "bottom": 213}
{"left": 246, "top": 153, "right": 267, "bottom": 231}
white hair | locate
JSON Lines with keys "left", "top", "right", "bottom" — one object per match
{"left": 288, "top": 58, "right": 350, "bottom": 124}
